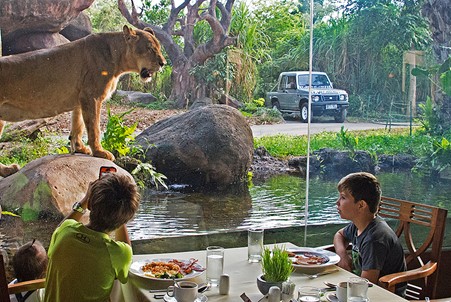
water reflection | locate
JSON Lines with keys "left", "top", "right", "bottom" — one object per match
{"left": 128, "top": 171, "right": 451, "bottom": 240}
{"left": 128, "top": 190, "right": 252, "bottom": 239}
{"left": 2, "top": 171, "right": 450, "bottom": 245}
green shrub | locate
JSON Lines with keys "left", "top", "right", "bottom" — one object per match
{"left": 101, "top": 107, "right": 138, "bottom": 158}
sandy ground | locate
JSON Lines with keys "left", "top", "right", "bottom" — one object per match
{"left": 43, "top": 104, "right": 184, "bottom": 135}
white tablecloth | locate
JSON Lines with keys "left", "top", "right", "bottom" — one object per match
{"left": 114, "top": 243, "right": 408, "bottom": 302}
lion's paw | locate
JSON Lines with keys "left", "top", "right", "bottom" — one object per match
{"left": 93, "top": 149, "right": 115, "bottom": 161}
{"left": 0, "top": 163, "right": 20, "bottom": 178}
{"left": 73, "top": 145, "right": 92, "bottom": 156}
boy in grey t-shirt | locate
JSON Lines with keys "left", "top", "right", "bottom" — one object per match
{"left": 333, "top": 172, "right": 406, "bottom": 296}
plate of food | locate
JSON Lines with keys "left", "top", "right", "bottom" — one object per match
{"left": 129, "top": 258, "right": 205, "bottom": 280}
{"left": 287, "top": 247, "right": 340, "bottom": 269}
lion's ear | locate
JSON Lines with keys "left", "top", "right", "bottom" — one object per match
{"left": 123, "top": 25, "right": 137, "bottom": 41}
{"left": 144, "top": 27, "right": 155, "bottom": 36}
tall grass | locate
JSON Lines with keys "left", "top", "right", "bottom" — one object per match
{"left": 254, "top": 128, "right": 434, "bottom": 159}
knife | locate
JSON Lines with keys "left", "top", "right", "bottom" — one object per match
{"left": 306, "top": 268, "right": 339, "bottom": 279}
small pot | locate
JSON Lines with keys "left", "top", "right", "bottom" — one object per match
{"left": 256, "top": 274, "right": 284, "bottom": 295}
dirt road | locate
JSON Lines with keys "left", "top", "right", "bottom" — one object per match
{"left": 251, "top": 121, "right": 410, "bottom": 137}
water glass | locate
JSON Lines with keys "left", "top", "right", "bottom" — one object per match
{"left": 248, "top": 228, "right": 264, "bottom": 263}
{"left": 206, "top": 246, "right": 224, "bottom": 286}
{"left": 297, "top": 286, "right": 321, "bottom": 302}
{"left": 347, "top": 277, "right": 369, "bottom": 302}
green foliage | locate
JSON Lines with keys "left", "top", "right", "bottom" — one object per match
{"left": 336, "top": 126, "right": 358, "bottom": 156}
{"left": 241, "top": 98, "right": 266, "bottom": 114}
{"left": 142, "top": 0, "right": 172, "bottom": 26}
{"left": 101, "top": 108, "right": 168, "bottom": 190}
{"left": 412, "top": 56, "right": 451, "bottom": 97}
{"left": 253, "top": 107, "right": 284, "bottom": 124}
{"left": 101, "top": 107, "right": 138, "bottom": 158}
{"left": 254, "top": 128, "right": 430, "bottom": 158}
{"left": 240, "top": 98, "right": 283, "bottom": 124}
{"left": 416, "top": 97, "right": 444, "bottom": 136}
{"left": 414, "top": 136, "right": 451, "bottom": 175}
{"left": 261, "top": 245, "right": 294, "bottom": 282}
{"left": 132, "top": 162, "right": 168, "bottom": 190}
{"left": 432, "top": 137, "right": 451, "bottom": 172}
{"left": 0, "top": 135, "right": 68, "bottom": 167}
{"left": 86, "top": 0, "right": 126, "bottom": 32}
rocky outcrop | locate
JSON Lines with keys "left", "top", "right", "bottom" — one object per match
{"left": 0, "top": 0, "right": 94, "bottom": 55}
{"left": 60, "top": 12, "right": 92, "bottom": 41}
{"left": 0, "top": 154, "right": 128, "bottom": 219}
{"left": 135, "top": 105, "right": 254, "bottom": 192}
{"left": 253, "top": 147, "right": 417, "bottom": 179}
{"left": 115, "top": 90, "right": 158, "bottom": 106}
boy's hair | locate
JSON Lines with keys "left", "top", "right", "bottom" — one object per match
{"left": 337, "top": 172, "right": 381, "bottom": 213}
{"left": 88, "top": 173, "right": 140, "bottom": 232}
{"left": 12, "top": 239, "right": 48, "bottom": 282}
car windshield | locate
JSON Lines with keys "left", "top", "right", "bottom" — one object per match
{"left": 298, "top": 74, "right": 331, "bottom": 88}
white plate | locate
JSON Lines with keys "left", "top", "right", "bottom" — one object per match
{"left": 287, "top": 247, "right": 340, "bottom": 268}
{"left": 129, "top": 258, "right": 205, "bottom": 281}
{"left": 163, "top": 293, "right": 208, "bottom": 302}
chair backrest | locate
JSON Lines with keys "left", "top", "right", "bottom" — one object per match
{"left": 0, "top": 254, "right": 46, "bottom": 302}
{"left": 379, "top": 196, "right": 448, "bottom": 299}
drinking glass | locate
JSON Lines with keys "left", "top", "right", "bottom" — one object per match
{"left": 206, "top": 246, "right": 224, "bottom": 286}
{"left": 297, "top": 286, "right": 321, "bottom": 302}
{"left": 248, "top": 228, "right": 264, "bottom": 263}
{"left": 347, "top": 277, "right": 369, "bottom": 302}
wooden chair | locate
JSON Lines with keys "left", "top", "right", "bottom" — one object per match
{"left": 377, "top": 196, "right": 448, "bottom": 300}
{"left": 0, "top": 254, "right": 45, "bottom": 302}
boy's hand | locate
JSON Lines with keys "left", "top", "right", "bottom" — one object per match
{"left": 80, "top": 181, "right": 95, "bottom": 210}
{"left": 337, "top": 255, "right": 352, "bottom": 271}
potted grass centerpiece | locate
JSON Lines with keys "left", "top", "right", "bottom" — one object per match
{"left": 257, "top": 245, "right": 294, "bottom": 295}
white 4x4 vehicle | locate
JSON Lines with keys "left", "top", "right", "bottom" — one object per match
{"left": 266, "top": 71, "right": 349, "bottom": 122}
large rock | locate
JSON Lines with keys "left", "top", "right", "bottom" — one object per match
{"left": 0, "top": 154, "right": 129, "bottom": 220}
{"left": 60, "top": 12, "right": 92, "bottom": 41}
{"left": 135, "top": 105, "right": 254, "bottom": 192}
{"left": 0, "top": 0, "right": 94, "bottom": 55}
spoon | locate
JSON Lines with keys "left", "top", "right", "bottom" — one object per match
{"left": 324, "top": 281, "right": 374, "bottom": 288}
{"left": 198, "top": 283, "right": 211, "bottom": 293}
{"left": 324, "top": 281, "right": 337, "bottom": 288}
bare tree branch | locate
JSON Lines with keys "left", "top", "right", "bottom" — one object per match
{"left": 117, "top": 0, "right": 238, "bottom": 106}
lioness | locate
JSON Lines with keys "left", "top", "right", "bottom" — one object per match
{"left": 0, "top": 25, "right": 166, "bottom": 177}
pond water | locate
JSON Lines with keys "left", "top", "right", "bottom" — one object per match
{"left": 2, "top": 170, "right": 449, "bottom": 252}
{"left": 127, "top": 171, "right": 451, "bottom": 241}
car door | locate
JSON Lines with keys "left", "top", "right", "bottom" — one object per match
{"left": 278, "top": 74, "right": 298, "bottom": 111}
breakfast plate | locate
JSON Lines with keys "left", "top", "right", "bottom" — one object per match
{"left": 287, "top": 247, "right": 340, "bottom": 269}
{"left": 129, "top": 258, "right": 205, "bottom": 281}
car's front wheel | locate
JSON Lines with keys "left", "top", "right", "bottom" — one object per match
{"left": 272, "top": 100, "right": 281, "bottom": 111}
{"left": 300, "top": 103, "right": 308, "bottom": 123}
{"left": 334, "top": 108, "right": 347, "bottom": 123}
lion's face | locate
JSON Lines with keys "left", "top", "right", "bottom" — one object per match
{"left": 123, "top": 26, "right": 167, "bottom": 82}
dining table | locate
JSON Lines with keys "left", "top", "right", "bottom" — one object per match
{"left": 112, "top": 242, "right": 409, "bottom": 302}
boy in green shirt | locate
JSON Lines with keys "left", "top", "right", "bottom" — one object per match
{"left": 44, "top": 172, "right": 140, "bottom": 302}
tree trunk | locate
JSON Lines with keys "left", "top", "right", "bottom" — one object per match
{"left": 170, "top": 63, "right": 193, "bottom": 109}
{"left": 117, "top": 0, "right": 236, "bottom": 109}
